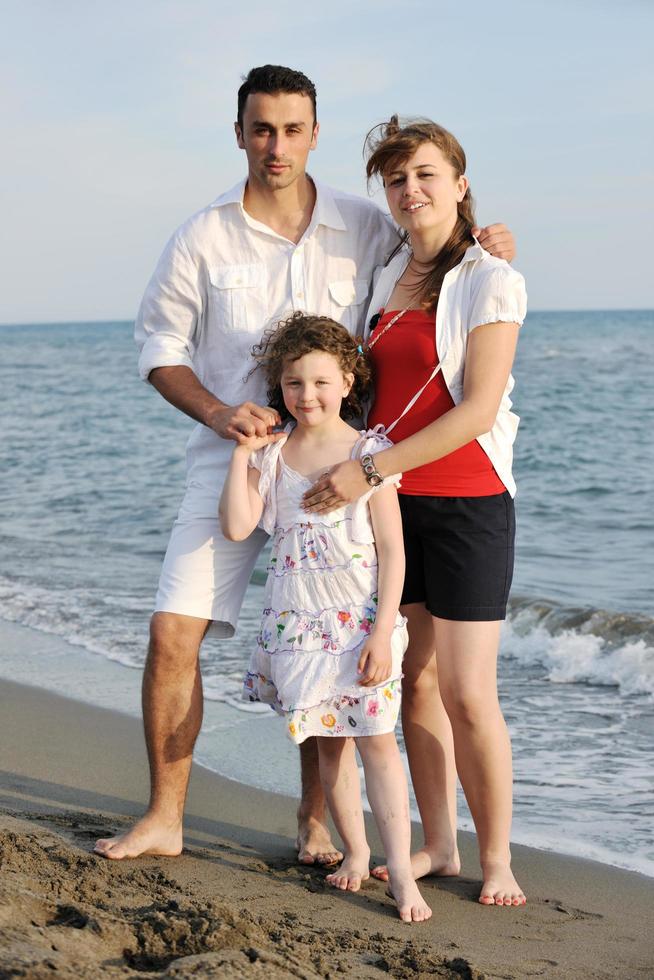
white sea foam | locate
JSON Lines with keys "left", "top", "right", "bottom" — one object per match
{"left": 503, "top": 607, "right": 654, "bottom": 697}
{"left": 0, "top": 575, "right": 146, "bottom": 672}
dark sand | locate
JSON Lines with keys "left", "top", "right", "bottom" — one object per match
{"left": 1, "top": 679, "right": 652, "bottom": 978}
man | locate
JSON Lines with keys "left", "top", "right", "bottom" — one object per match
{"left": 94, "top": 65, "right": 514, "bottom": 862}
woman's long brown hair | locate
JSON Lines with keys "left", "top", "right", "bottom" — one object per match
{"left": 366, "top": 117, "right": 476, "bottom": 312}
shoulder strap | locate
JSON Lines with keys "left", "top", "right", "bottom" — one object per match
{"left": 383, "top": 362, "right": 443, "bottom": 436}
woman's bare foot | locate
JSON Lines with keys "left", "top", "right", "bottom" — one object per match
{"left": 94, "top": 813, "right": 183, "bottom": 860}
{"left": 387, "top": 869, "right": 432, "bottom": 923}
{"left": 479, "top": 860, "right": 526, "bottom": 906}
{"left": 371, "top": 845, "right": 461, "bottom": 882}
{"left": 296, "top": 814, "right": 342, "bottom": 866}
{"left": 326, "top": 850, "right": 370, "bottom": 892}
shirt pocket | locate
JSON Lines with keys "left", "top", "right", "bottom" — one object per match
{"left": 328, "top": 279, "right": 370, "bottom": 333}
{"left": 208, "top": 263, "right": 267, "bottom": 334}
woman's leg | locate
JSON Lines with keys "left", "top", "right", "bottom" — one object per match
{"left": 372, "top": 602, "right": 460, "bottom": 881}
{"left": 357, "top": 733, "right": 431, "bottom": 922}
{"left": 434, "top": 617, "right": 526, "bottom": 906}
{"left": 317, "top": 736, "right": 370, "bottom": 891}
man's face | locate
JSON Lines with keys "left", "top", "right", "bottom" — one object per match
{"left": 235, "top": 92, "right": 319, "bottom": 191}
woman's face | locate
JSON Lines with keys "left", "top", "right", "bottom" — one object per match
{"left": 383, "top": 142, "right": 468, "bottom": 237}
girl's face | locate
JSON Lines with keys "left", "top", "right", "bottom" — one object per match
{"left": 383, "top": 142, "right": 468, "bottom": 237}
{"left": 280, "top": 350, "right": 353, "bottom": 428}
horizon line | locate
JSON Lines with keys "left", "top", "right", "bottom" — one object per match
{"left": 1, "top": 307, "right": 653, "bottom": 329}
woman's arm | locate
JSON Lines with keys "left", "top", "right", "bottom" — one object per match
{"left": 303, "top": 320, "right": 520, "bottom": 513}
{"left": 356, "top": 485, "right": 405, "bottom": 687}
{"left": 219, "top": 444, "right": 266, "bottom": 541}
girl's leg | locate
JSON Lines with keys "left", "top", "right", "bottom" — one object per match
{"left": 316, "top": 736, "right": 370, "bottom": 891}
{"left": 372, "top": 602, "right": 460, "bottom": 881}
{"left": 434, "top": 617, "right": 526, "bottom": 907}
{"left": 357, "top": 733, "right": 432, "bottom": 922}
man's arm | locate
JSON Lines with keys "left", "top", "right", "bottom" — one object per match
{"left": 149, "top": 365, "right": 280, "bottom": 442}
{"left": 136, "top": 232, "right": 281, "bottom": 442}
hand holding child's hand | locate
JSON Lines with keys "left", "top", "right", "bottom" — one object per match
{"left": 209, "top": 401, "right": 282, "bottom": 444}
{"left": 357, "top": 633, "right": 392, "bottom": 688}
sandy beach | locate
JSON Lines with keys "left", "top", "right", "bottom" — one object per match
{"left": 1, "top": 678, "right": 652, "bottom": 979}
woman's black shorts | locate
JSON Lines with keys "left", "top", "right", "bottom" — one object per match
{"left": 399, "top": 491, "right": 515, "bottom": 621}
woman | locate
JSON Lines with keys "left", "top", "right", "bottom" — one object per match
{"left": 302, "top": 116, "right": 527, "bottom": 907}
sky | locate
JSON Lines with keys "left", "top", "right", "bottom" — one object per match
{"left": 1, "top": 0, "right": 652, "bottom": 323}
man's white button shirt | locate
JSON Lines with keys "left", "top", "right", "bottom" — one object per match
{"left": 135, "top": 178, "right": 399, "bottom": 490}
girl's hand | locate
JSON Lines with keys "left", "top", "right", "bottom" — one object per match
{"left": 302, "top": 459, "right": 368, "bottom": 513}
{"left": 357, "top": 635, "right": 393, "bottom": 687}
{"left": 237, "top": 429, "right": 286, "bottom": 452}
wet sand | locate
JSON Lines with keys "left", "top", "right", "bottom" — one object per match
{"left": 1, "top": 678, "right": 652, "bottom": 978}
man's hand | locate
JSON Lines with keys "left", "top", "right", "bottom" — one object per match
{"left": 302, "top": 459, "right": 368, "bottom": 514}
{"left": 207, "top": 402, "right": 282, "bottom": 444}
{"left": 357, "top": 633, "right": 393, "bottom": 687}
{"left": 473, "top": 223, "right": 516, "bottom": 263}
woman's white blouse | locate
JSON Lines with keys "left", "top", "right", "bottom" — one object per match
{"left": 364, "top": 240, "right": 527, "bottom": 497}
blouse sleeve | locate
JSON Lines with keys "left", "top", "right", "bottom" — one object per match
{"left": 247, "top": 436, "right": 287, "bottom": 535}
{"left": 349, "top": 430, "right": 402, "bottom": 544}
{"left": 468, "top": 263, "right": 527, "bottom": 331}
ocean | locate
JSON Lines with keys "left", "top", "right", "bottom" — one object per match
{"left": 1, "top": 311, "right": 652, "bottom": 876}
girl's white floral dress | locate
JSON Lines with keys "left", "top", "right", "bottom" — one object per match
{"left": 243, "top": 426, "right": 408, "bottom": 744}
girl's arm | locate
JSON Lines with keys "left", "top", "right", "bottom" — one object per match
{"left": 357, "top": 485, "right": 405, "bottom": 687}
{"left": 303, "top": 319, "right": 519, "bottom": 512}
{"left": 219, "top": 444, "right": 265, "bottom": 541}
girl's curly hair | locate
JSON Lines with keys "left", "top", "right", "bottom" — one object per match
{"left": 251, "top": 311, "right": 372, "bottom": 420}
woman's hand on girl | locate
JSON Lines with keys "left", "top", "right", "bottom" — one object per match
{"left": 302, "top": 459, "right": 368, "bottom": 513}
{"left": 357, "top": 634, "right": 393, "bottom": 687}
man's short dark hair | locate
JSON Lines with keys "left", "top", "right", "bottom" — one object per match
{"left": 237, "top": 65, "right": 317, "bottom": 129}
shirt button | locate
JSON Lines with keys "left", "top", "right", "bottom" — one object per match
{"left": 297, "top": 292, "right": 304, "bottom": 299}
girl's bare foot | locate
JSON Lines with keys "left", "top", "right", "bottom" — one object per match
{"left": 387, "top": 869, "right": 432, "bottom": 923}
{"left": 296, "top": 814, "right": 342, "bottom": 866}
{"left": 371, "top": 845, "right": 461, "bottom": 882}
{"left": 479, "top": 860, "right": 526, "bottom": 906}
{"left": 94, "top": 813, "right": 183, "bottom": 860}
{"left": 326, "top": 850, "right": 370, "bottom": 892}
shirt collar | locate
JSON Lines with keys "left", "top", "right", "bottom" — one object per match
{"left": 209, "top": 180, "right": 247, "bottom": 209}
{"left": 462, "top": 237, "right": 487, "bottom": 263}
{"left": 209, "top": 177, "right": 347, "bottom": 231}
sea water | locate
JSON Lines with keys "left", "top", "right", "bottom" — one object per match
{"left": 1, "top": 312, "right": 652, "bottom": 875}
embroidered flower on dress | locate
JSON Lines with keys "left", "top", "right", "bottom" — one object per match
{"left": 366, "top": 700, "right": 380, "bottom": 717}
{"left": 321, "top": 713, "right": 336, "bottom": 728}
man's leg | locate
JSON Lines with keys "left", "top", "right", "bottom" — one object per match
{"left": 296, "top": 737, "right": 343, "bottom": 865}
{"left": 94, "top": 611, "right": 209, "bottom": 859}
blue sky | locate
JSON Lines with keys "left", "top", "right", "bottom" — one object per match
{"left": 1, "top": 0, "right": 652, "bottom": 322}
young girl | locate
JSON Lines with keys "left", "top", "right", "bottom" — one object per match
{"left": 219, "top": 312, "right": 431, "bottom": 923}
{"left": 302, "top": 118, "right": 528, "bottom": 907}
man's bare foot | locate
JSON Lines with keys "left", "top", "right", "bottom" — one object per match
{"left": 326, "top": 849, "right": 370, "bottom": 892}
{"left": 296, "top": 814, "right": 343, "bottom": 866}
{"left": 387, "top": 870, "right": 432, "bottom": 923}
{"left": 371, "top": 845, "right": 461, "bottom": 882}
{"left": 93, "top": 813, "right": 183, "bottom": 861}
{"left": 479, "top": 860, "right": 526, "bottom": 906}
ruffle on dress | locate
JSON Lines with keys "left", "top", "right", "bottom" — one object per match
{"left": 244, "top": 606, "right": 407, "bottom": 717}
